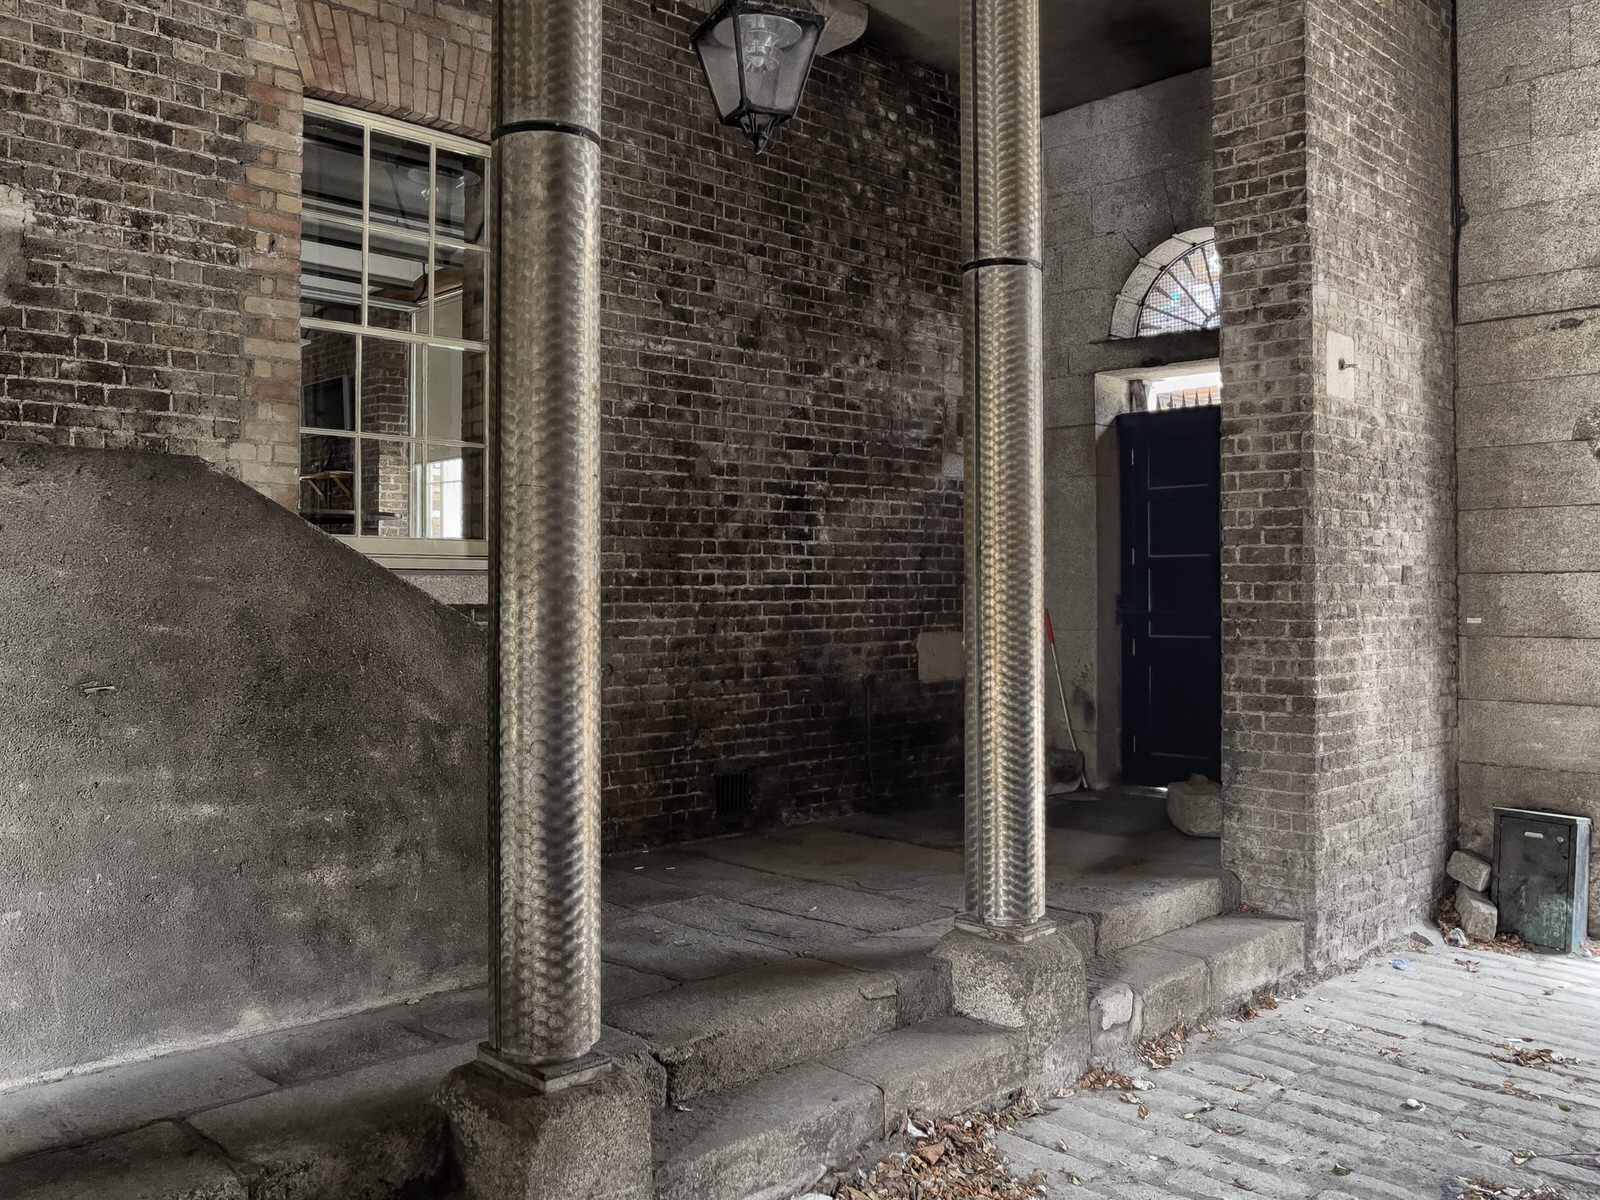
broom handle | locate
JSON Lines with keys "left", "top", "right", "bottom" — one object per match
{"left": 1044, "top": 608, "right": 1081, "bottom": 754}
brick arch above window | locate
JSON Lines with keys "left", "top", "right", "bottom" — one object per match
{"left": 282, "top": 0, "right": 494, "bottom": 141}
{"left": 1110, "top": 227, "right": 1221, "bottom": 339}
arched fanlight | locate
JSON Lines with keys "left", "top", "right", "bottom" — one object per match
{"left": 691, "top": 1, "right": 828, "bottom": 153}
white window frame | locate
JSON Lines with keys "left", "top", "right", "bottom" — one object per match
{"left": 1110, "top": 226, "right": 1221, "bottom": 340}
{"left": 298, "top": 99, "right": 492, "bottom": 571}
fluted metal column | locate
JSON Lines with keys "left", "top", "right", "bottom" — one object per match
{"left": 483, "top": 0, "right": 608, "bottom": 1091}
{"left": 958, "top": 0, "right": 1052, "bottom": 942}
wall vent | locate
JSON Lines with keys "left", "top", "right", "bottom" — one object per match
{"left": 714, "top": 771, "right": 753, "bottom": 821}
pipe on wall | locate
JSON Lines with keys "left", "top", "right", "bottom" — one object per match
{"left": 958, "top": 0, "right": 1052, "bottom": 940}
{"left": 485, "top": 0, "right": 608, "bottom": 1085}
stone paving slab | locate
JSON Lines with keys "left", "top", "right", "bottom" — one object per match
{"left": 0, "top": 1122, "right": 245, "bottom": 1200}
{"left": 0, "top": 1045, "right": 275, "bottom": 1162}
{"left": 642, "top": 895, "right": 865, "bottom": 956}
{"left": 651, "top": 1061, "right": 881, "bottom": 1200}
{"left": 804, "top": 919, "right": 954, "bottom": 1026}
{"left": 188, "top": 1042, "right": 473, "bottom": 1200}
{"left": 1007, "top": 943, "right": 1600, "bottom": 1198}
{"left": 822, "top": 1016, "right": 1027, "bottom": 1136}
{"left": 232, "top": 1009, "right": 437, "bottom": 1086}
{"left": 600, "top": 903, "right": 791, "bottom": 981}
{"left": 1048, "top": 872, "right": 1237, "bottom": 955}
{"left": 606, "top": 957, "right": 900, "bottom": 1104}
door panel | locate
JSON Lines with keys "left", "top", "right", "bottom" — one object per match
{"left": 1118, "top": 406, "right": 1221, "bottom": 786}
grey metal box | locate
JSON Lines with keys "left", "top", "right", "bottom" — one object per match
{"left": 1493, "top": 808, "right": 1591, "bottom": 953}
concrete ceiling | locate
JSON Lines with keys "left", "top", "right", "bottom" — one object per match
{"left": 862, "top": 0, "right": 1212, "bottom": 115}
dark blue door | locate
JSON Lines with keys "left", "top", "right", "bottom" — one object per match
{"left": 1117, "top": 406, "right": 1222, "bottom": 786}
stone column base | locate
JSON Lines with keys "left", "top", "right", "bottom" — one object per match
{"left": 436, "top": 1062, "right": 652, "bottom": 1200}
{"left": 931, "top": 926, "right": 1088, "bottom": 1092}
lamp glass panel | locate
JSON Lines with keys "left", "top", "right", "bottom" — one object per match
{"left": 770, "top": 23, "right": 821, "bottom": 111}
{"left": 696, "top": 17, "right": 744, "bottom": 118}
{"left": 736, "top": 12, "right": 806, "bottom": 110}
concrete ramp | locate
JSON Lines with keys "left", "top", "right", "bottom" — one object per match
{"left": 0, "top": 445, "right": 487, "bottom": 1088}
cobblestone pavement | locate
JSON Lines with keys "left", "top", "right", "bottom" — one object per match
{"left": 999, "top": 939, "right": 1600, "bottom": 1199}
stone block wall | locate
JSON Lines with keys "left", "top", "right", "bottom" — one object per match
{"left": 0, "top": 0, "right": 965, "bottom": 849}
{"left": 1211, "top": 0, "right": 1457, "bottom": 964}
{"left": 1456, "top": 0, "right": 1600, "bottom": 934}
{"left": 1040, "top": 70, "right": 1218, "bottom": 786}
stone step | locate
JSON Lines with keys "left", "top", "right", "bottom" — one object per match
{"left": 1047, "top": 868, "right": 1242, "bottom": 959}
{"left": 651, "top": 1017, "right": 1026, "bottom": 1200}
{"left": 606, "top": 955, "right": 928, "bottom": 1106}
{"left": 1084, "top": 914, "right": 1307, "bottom": 1062}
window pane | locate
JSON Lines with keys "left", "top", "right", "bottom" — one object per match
{"left": 303, "top": 115, "right": 363, "bottom": 222}
{"left": 299, "top": 434, "right": 356, "bottom": 535}
{"left": 300, "top": 217, "right": 362, "bottom": 323}
{"left": 360, "top": 336, "right": 416, "bottom": 438}
{"left": 300, "top": 328, "right": 356, "bottom": 430}
{"left": 432, "top": 245, "right": 487, "bottom": 342}
{"left": 423, "top": 443, "right": 486, "bottom": 540}
{"left": 369, "top": 132, "right": 431, "bottom": 234}
{"left": 423, "top": 346, "right": 487, "bottom": 444}
{"left": 367, "top": 229, "right": 430, "bottom": 336}
{"left": 1136, "top": 242, "right": 1221, "bottom": 336}
{"left": 436, "top": 147, "right": 487, "bottom": 243}
{"left": 361, "top": 438, "right": 414, "bottom": 537}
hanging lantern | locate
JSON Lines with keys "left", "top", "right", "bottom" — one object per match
{"left": 691, "top": 1, "right": 828, "bottom": 153}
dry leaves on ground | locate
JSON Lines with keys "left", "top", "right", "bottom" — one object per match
{"left": 1436, "top": 896, "right": 1533, "bottom": 955}
{"left": 823, "top": 1098, "right": 1048, "bottom": 1200}
{"left": 1458, "top": 1180, "right": 1568, "bottom": 1200}
{"left": 1492, "top": 1042, "right": 1580, "bottom": 1071}
{"left": 1077, "top": 1067, "right": 1136, "bottom": 1092}
{"left": 1139, "top": 1024, "right": 1187, "bottom": 1070}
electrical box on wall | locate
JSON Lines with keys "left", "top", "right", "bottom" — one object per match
{"left": 1493, "top": 808, "right": 1592, "bottom": 953}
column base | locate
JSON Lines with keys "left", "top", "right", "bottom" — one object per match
{"left": 436, "top": 1060, "right": 652, "bottom": 1200}
{"left": 932, "top": 926, "right": 1088, "bottom": 1093}
{"left": 477, "top": 1045, "right": 613, "bottom": 1094}
{"left": 953, "top": 913, "right": 1059, "bottom": 943}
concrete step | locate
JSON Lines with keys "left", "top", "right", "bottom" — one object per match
{"left": 1083, "top": 914, "right": 1307, "bottom": 1062}
{"left": 651, "top": 1017, "right": 1026, "bottom": 1200}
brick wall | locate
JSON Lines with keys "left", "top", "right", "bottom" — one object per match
{"left": 1456, "top": 0, "right": 1600, "bottom": 935}
{"left": 1212, "top": 0, "right": 1457, "bottom": 964}
{"left": 1, "top": 0, "right": 965, "bottom": 848}
{"left": 598, "top": 1, "right": 963, "bottom": 846}
{"left": 1040, "top": 69, "right": 1218, "bottom": 786}
{"left": 0, "top": 0, "right": 300, "bottom": 500}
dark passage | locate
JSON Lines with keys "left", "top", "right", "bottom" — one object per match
{"left": 1117, "top": 406, "right": 1221, "bottom": 786}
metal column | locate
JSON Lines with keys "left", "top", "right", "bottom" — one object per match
{"left": 483, "top": 0, "right": 608, "bottom": 1089}
{"left": 958, "top": 0, "right": 1052, "bottom": 941}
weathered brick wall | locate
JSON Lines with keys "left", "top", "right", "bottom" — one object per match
{"left": 1, "top": 0, "right": 965, "bottom": 848}
{"left": 1455, "top": 0, "right": 1600, "bottom": 934}
{"left": 1212, "top": 0, "right": 1457, "bottom": 964}
{"left": 1040, "top": 70, "right": 1218, "bottom": 786}
{"left": 598, "top": 1, "right": 963, "bottom": 845}
{"left": 0, "top": 0, "right": 301, "bottom": 501}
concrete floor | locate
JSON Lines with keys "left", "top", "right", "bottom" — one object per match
{"left": 1000, "top": 939, "right": 1600, "bottom": 1199}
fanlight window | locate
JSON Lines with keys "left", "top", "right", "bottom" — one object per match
{"left": 1111, "top": 228, "right": 1221, "bottom": 338}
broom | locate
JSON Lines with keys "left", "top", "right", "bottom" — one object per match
{"left": 1045, "top": 608, "right": 1087, "bottom": 793}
